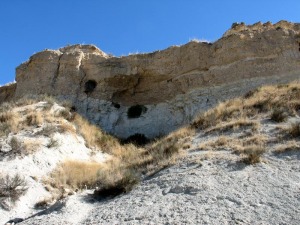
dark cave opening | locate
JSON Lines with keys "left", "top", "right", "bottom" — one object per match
{"left": 84, "top": 80, "right": 97, "bottom": 94}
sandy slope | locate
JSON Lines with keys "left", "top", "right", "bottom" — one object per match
{"left": 16, "top": 117, "right": 300, "bottom": 225}
{"left": 16, "top": 149, "right": 300, "bottom": 225}
{"left": 0, "top": 102, "right": 107, "bottom": 225}
{"left": 2, "top": 102, "right": 300, "bottom": 225}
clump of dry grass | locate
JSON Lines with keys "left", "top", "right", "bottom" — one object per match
{"left": 287, "top": 122, "right": 300, "bottom": 137}
{"left": 274, "top": 141, "right": 300, "bottom": 154}
{"left": 23, "top": 139, "right": 42, "bottom": 154}
{"left": 47, "top": 157, "right": 140, "bottom": 198}
{"left": 36, "top": 124, "right": 58, "bottom": 137}
{"left": 206, "top": 118, "right": 259, "bottom": 133}
{"left": 25, "top": 111, "right": 44, "bottom": 127}
{"left": 48, "top": 160, "right": 103, "bottom": 190}
{"left": 72, "top": 114, "right": 119, "bottom": 153}
{"left": 270, "top": 108, "right": 288, "bottom": 122}
{"left": 198, "top": 133, "right": 267, "bottom": 165}
{"left": 241, "top": 145, "right": 265, "bottom": 164}
{"left": 94, "top": 158, "right": 140, "bottom": 197}
{"left": 192, "top": 82, "right": 300, "bottom": 130}
{"left": 0, "top": 111, "right": 21, "bottom": 137}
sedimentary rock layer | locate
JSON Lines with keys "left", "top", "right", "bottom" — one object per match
{"left": 1, "top": 20, "right": 300, "bottom": 138}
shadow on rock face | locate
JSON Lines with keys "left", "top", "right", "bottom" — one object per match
{"left": 121, "top": 133, "right": 150, "bottom": 146}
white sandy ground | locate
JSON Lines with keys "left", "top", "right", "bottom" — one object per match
{"left": 1, "top": 103, "right": 300, "bottom": 224}
{"left": 15, "top": 149, "right": 300, "bottom": 225}
{"left": 0, "top": 102, "right": 108, "bottom": 225}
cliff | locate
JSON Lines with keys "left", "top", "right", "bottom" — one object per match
{"left": 2, "top": 20, "right": 300, "bottom": 138}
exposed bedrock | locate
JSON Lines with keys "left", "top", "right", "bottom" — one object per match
{"left": 2, "top": 20, "right": 300, "bottom": 138}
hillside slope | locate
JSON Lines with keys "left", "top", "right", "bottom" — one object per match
{"left": 2, "top": 82, "right": 300, "bottom": 224}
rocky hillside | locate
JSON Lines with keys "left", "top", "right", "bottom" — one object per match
{"left": 1, "top": 20, "right": 300, "bottom": 139}
{"left": 1, "top": 82, "right": 300, "bottom": 224}
{"left": 1, "top": 20, "right": 300, "bottom": 225}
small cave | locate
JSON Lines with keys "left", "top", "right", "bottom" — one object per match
{"left": 70, "top": 106, "right": 77, "bottom": 112}
{"left": 112, "top": 102, "right": 121, "bottom": 109}
{"left": 121, "top": 133, "right": 150, "bottom": 146}
{"left": 84, "top": 80, "right": 97, "bottom": 94}
{"left": 127, "top": 105, "right": 147, "bottom": 119}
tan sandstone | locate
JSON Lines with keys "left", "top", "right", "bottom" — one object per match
{"left": 1, "top": 20, "right": 300, "bottom": 138}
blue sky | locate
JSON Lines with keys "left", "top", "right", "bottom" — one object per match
{"left": 1, "top": 0, "right": 300, "bottom": 85}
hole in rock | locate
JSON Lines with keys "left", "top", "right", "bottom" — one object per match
{"left": 70, "top": 106, "right": 77, "bottom": 112}
{"left": 127, "top": 105, "right": 147, "bottom": 119}
{"left": 121, "top": 133, "right": 150, "bottom": 146}
{"left": 112, "top": 102, "right": 120, "bottom": 109}
{"left": 84, "top": 80, "right": 97, "bottom": 94}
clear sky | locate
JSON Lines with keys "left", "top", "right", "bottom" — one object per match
{"left": 1, "top": 0, "right": 300, "bottom": 85}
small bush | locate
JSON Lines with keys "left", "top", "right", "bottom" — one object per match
{"left": 46, "top": 137, "right": 60, "bottom": 148}
{"left": 37, "top": 124, "right": 58, "bottom": 137}
{"left": 242, "top": 145, "right": 265, "bottom": 164}
{"left": 0, "top": 174, "right": 28, "bottom": 209}
{"left": 25, "top": 112, "right": 43, "bottom": 126}
{"left": 94, "top": 169, "right": 139, "bottom": 197}
{"left": 288, "top": 122, "right": 300, "bottom": 137}
{"left": 271, "top": 108, "right": 288, "bottom": 122}
{"left": 10, "top": 137, "right": 22, "bottom": 154}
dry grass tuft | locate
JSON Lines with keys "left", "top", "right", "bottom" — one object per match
{"left": 241, "top": 145, "right": 265, "bottom": 164}
{"left": 25, "top": 111, "right": 44, "bottom": 126}
{"left": 23, "top": 139, "right": 42, "bottom": 154}
{"left": 48, "top": 160, "right": 103, "bottom": 190}
{"left": 0, "top": 111, "right": 21, "bottom": 137}
{"left": 206, "top": 119, "right": 259, "bottom": 133}
{"left": 287, "top": 122, "right": 300, "bottom": 137}
{"left": 274, "top": 141, "right": 300, "bottom": 154}
{"left": 270, "top": 108, "right": 288, "bottom": 122}
{"left": 72, "top": 114, "right": 119, "bottom": 153}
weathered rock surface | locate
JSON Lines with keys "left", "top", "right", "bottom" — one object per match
{"left": 0, "top": 83, "right": 16, "bottom": 103}
{"left": 2, "top": 20, "right": 300, "bottom": 138}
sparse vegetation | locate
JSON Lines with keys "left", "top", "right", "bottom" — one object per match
{"left": 48, "top": 160, "right": 103, "bottom": 190}
{"left": 25, "top": 111, "right": 43, "bottom": 126}
{"left": 0, "top": 174, "right": 28, "bottom": 210}
{"left": 270, "top": 108, "right": 288, "bottom": 122}
{"left": 287, "top": 122, "right": 300, "bottom": 137}
{"left": 46, "top": 137, "right": 60, "bottom": 148}
{"left": 9, "top": 137, "right": 22, "bottom": 155}
{"left": 274, "top": 141, "right": 299, "bottom": 154}
{"left": 72, "top": 114, "right": 119, "bottom": 153}
{"left": 192, "top": 82, "right": 300, "bottom": 130}
{"left": 242, "top": 145, "right": 265, "bottom": 164}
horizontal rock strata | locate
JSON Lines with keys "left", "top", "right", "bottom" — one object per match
{"left": 2, "top": 20, "right": 300, "bottom": 138}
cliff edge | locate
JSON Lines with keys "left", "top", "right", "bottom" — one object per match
{"left": 1, "top": 20, "right": 300, "bottom": 139}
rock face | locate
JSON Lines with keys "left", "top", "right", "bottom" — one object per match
{"left": 0, "top": 83, "right": 16, "bottom": 103}
{"left": 2, "top": 20, "right": 300, "bottom": 139}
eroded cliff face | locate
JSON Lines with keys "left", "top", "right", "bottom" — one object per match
{"left": 2, "top": 21, "right": 300, "bottom": 139}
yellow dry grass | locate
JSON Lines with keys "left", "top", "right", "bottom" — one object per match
{"left": 48, "top": 160, "right": 103, "bottom": 189}
{"left": 192, "top": 81, "right": 300, "bottom": 130}
{"left": 274, "top": 140, "right": 300, "bottom": 154}
{"left": 72, "top": 114, "right": 119, "bottom": 153}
